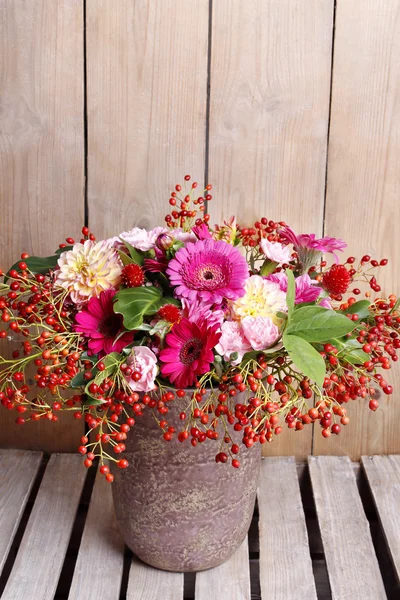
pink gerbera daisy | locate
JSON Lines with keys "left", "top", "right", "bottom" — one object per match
{"left": 159, "top": 317, "right": 221, "bottom": 388}
{"left": 74, "top": 289, "right": 134, "bottom": 357}
{"left": 166, "top": 238, "right": 248, "bottom": 304}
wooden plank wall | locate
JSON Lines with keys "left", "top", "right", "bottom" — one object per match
{"left": 0, "top": 0, "right": 399, "bottom": 459}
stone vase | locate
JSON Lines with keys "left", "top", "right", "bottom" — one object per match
{"left": 111, "top": 389, "right": 261, "bottom": 572}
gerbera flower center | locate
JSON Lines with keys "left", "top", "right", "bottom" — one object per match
{"left": 179, "top": 338, "right": 203, "bottom": 365}
{"left": 98, "top": 314, "right": 122, "bottom": 338}
{"left": 187, "top": 255, "right": 230, "bottom": 291}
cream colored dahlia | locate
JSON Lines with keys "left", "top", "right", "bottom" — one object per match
{"left": 232, "top": 275, "right": 287, "bottom": 325}
{"left": 55, "top": 240, "right": 122, "bottom": 303}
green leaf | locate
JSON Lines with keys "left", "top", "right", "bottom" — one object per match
{"left": 260, "top": 259, "right": 278, "bottom": 277}
{"left": 286, "top": 269, "right": 296, "bottom": 320}
{"left": 5, "top": 255, "right": 60, "bottom": 282}
{"left": 71, "top": 371, "right": 88, "bottom": 389}
{"left": 120, "top": 237, "right": 145, "bottom": 266}
{"left": 283, "top": 333, "right": 326, "bottom": 387}
{"left": 342, "top": 300, "right": 371, "bottom": 320}
{"left": 286, "top": 306, "right": 356, "bottom": 342}
{"left": 114, "top": 286, "right": 163, "bottom": 330}
{"left": 118, "top": 250, "right": 134, "bottom": 266}
{"left": 341, "top": 348, "right": 370, "bottom": 365}
{"left": 55, "top": 245, "right": 73, "bottom": 256}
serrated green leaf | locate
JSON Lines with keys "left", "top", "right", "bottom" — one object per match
{"left": 283, "top": 333, "right": 326, "bottom": 387}
{"left": 120, "top": 237, "right": 145, "bottom": 265}
{"left": 342, "top": 300, "right": 371, "bottom": 320}
{"left": 286, "top": 269, "right": 296, "bottom": 320}
{"left": 286, "top": 306, "right": 356, "bottom": 342}
{"left": 114, "top": 286, "right": 163, "bottom": 330}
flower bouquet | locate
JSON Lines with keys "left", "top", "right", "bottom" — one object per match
{"left": 0, "top": 176, "right": 398, "bottom": 570}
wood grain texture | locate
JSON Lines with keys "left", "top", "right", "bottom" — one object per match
{"left": 316, "top": 0, "right": 400, "bottom": 458}
{"left": 2, "top": 454, "right": 86, "bottom": 600}
{"left": 68, "top": 468, "right": 125, "bottom": 600}
{"left": 258, "top": 457, "right": 317, "bottom": 599}
{"left": 362, "top": 455, "right": 400, "bottom": 582}
{"left": 127, "top": 557, "right": 184, "bottom": 600}
{"left": 309, "top": 455, "right": 386, "bottom": 600}
{"left": 195, "top": 537, "right": 251, "bottom": 600}
{"left": 0, "top": 450, "right": 42, "bottom": 573}
{"left": 208, "top": 0, "right": 333, "bottom": 229}
{"left": 86, "top": 0, "right": 209, "bottom": 237}
{"left": 0, "top": 0, "right": 85, "bottom": 451}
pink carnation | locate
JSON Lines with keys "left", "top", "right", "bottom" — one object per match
{"left": 241, "top": 316, "right": 280, "bottom": 351}
{"left": 215, "top": 321, "right": 252, "bottom": 365}
{"left": 120, "top": 226, "right": 168, "bottom": 252}
{"left": 260, "top": 239, "right": 292, "bottom": 264}
{"left": 125, "top": 346, "right": 158, "bottom": 392}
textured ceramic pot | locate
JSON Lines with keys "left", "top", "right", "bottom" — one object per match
{"left": 111, "top": 390, "right": 261, "bottom": 572}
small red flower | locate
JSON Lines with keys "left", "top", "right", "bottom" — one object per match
{"left": 322, "top": 264, "right": 351, "bottom": 295}
{"left": 121, "top": 264, "right": 145, "bottom": 288}
{"left": 158, "top": 304, "right": 181, "bottom": 323}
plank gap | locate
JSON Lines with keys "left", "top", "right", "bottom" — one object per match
{"left": 53, "top": 462, "right": 97, "bottom": 600}
{"left": 83, "top": 0, "right": 89, "bottom": 229}
{"left": 119, "top": 546, "right": 134, "bottom": 600}
{"left": 204, "top": 0, "right": 213, "bottom": 200}
{"left": 0, "top": 455, "right": 48, "bottom": 596}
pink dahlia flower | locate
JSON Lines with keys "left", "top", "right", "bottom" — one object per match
{"left": 241, "top": 316, "right": 280, "bottom": 351}
{"left": 74, "top": 290, "right": 134, "bottom": 357}
{"left": 280, "top": 226, "right": 346, "bottom": 270}
{"left": 167, "top": 239, "right": 248, "bottom": 304}
{"left": 159, "top": 317, "right": 221, "bottom": 388}
{"left": 215, "top": 321, "right": 252, "bottom": 364}
{"left": 125, "top": 346, "right": 158, "bottom": 392}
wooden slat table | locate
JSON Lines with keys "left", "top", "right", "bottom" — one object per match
{"left": 0, "top": 451, "right": 399, "bottom": 600}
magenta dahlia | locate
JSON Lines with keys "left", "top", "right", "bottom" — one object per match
{"left": 74, "top": 289, "right": 134, "bottom": 357}
{"left": 166, "top": 239, "right": 248, "bottom": 304}
{"left": 159, "top": 317, "right": 221, "bottom": 388}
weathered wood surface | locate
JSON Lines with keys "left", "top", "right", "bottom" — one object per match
{"left": 0, "top": 450, "right": 42, "bottom": 573}
{"left": 0, "top": 0, "right": 85, "bottom": 452}
{"left": 362, "top": 454, "right": 400, "bottom": 583}
{"left": 195, "top": 537, "right": 251, "bottom": 600}
{"left": 316, "top": 0, "right": 400, "bottom": 459}
{"left": 86, "top": 0, "right": 209, "bottom": 237}
{"left": 68, "top": 468, "right": 125, "bottom": 600}
{"left": 2, "top": 454, "right": 86, "bottom": 600}
{"left": 127, "top": 556, "right": 184, "bottom": 600}
{"left": 309, "top": 455, "right": 386, "bottom": 600}
{"left": 258, "top": 457, "right": 317, "bottom": 599}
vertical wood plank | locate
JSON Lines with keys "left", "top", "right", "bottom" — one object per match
{"left": 68, "top": 469, "right": 125, "bottom": 600}
{"left": 309, "top": 456, "right": 386, "bottom": 600}
{"left": 195, "top": 537, "right": 251, "bottom": 600}
{"left": 362, "top": 455, "right": 400, "bottom": 582}
{"left": 127, "top": 557, "right": 184, "bottom": 600}
{"left": 315, "top": 0, "right": 400, "bottom": 459}
{"left": 258, "top": 457, "right": 317, "bottom": 599}
{"left": 0, "top": 450, "right": 42, "bottom": 573}
{"left": 208, "top": 0, "right": 334, "bottom": 459}
{"left": 2, "top": 454, "right": 87, "bottom": 600}
{"left": 0, "top": 0, "right": 85, "bottom": 451}
{"left": 86, "top": 0, "right": 209, "bottom": 237}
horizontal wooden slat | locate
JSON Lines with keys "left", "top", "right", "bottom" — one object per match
{"left": 0, "top": 450, "right": 42, "bottom": 574}
{"left": 309, "top": 456, "right": 386, "bottom": 600}
{"left": 362, "top": 454, "right": 400, "bottom": 583}
{"left": 127, "top": 556, "right": 184, "bottom": 600}
{"left": 2, "top": 454, "right": 86, "bottom": 600}
{"left": 195, "top": 537, "right": 251, "bottom": 600}
{"left": 258, "top": 457, "right": 317, "bottom": 599}
{"left": 68, "top": 469, "right": 125, "bottom": 599}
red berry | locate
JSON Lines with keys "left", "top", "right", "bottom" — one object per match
{"left": 121, "top": 264, "right": 145, "bottom": 288}
{"left": 322, "top": 264, "right": 351, "bottom": 295}
{"left": 117, "top": 459, "right": 129, "bottom": 469}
